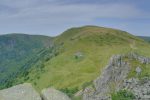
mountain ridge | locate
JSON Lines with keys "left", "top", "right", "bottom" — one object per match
{"left": 0, "top": 26, "right": 150, "bottom": 100}
{"left": 55, "top": 26, "right": 143, "bottom": 43}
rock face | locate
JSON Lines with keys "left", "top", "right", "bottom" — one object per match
{"left": 83, "top": 53, "right": 150, "bottom": 100}
{"left": 41, "top": 88, "right": 71, "bottom": 100}
{"left": 129, "top": 52, "right": 150, "bottom": 64}
{"left": 123, "top": 78, "right": 150, "bottom": 100}
{"left": 83, "top": 55, "right": 130, "bottom": 100}
{"left": 0, "top": 83, "right": 41, "bottom": 100}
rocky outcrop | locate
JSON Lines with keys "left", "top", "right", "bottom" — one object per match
{"left": 83, "top": 55, "right": 130, "bottom": 100}
{"left": 0, "top": 83, "right": 41, "bottom": 100}
{"left": 41, "top": 88, "right": 71, "bottom": 100}
{"left": 0, "top": 83, "right": 71, "bottom": 100}
{"left": 123, "top": 78, "right": 150, "bottom": 100}
{"left": 128, "top": 52, "right": 150, "bottom": 64}
{"left": 83, "top": 53, "right": 150, "bottom": 100}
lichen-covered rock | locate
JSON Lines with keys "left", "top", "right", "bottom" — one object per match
{"left": 41, "top": 88, "right": 71, "bottom": 100}
{"left": 123, "top": 78, "right": 150, "bottom": 100}
{"left": 135, "top": 66, "right": 142, "bottom": 75}
{"left": 94, "top": 55, "right": 130, "bottom": 91}
{"left": 74, "top": 89, "right": 83, "bottom": 97}
{"left": 83, "top": 55, "right": 130, "bottom": 100}
{"left": 128, "top": 52, "right": 150, "bottom": 64}
{"left": 83, "top": 87, "right": 95, "bottom": 100}
{"left": 83, "top": 53, "right": 150, "bottom": 100}
{"left": 0, "top": 83, "right": 41, "bottom": 100}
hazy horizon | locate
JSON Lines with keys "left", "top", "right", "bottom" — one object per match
{"left": 0, "top": 25, "right": 150, "bottom": 37}
{"left": 0, "top": 0, "right": 150, "bottom": 36}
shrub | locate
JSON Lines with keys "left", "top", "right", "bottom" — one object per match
{"left": 34, "top": 82, "right": 37, "bottom": 86}
{"left": 24, "top": 76, "right": 29, "bottom": 81}
{"left": 60, "top": 87, "right": 79, "bottom": 97}
{"left": 111, "top": 89, "right": 135, "bottom": 100}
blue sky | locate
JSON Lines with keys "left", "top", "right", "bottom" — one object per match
{"left": 0, "top": 0, "right": 150, "bottom": 36}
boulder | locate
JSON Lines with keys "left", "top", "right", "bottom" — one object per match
{"left": 0, "top": 83, "right": 41, "bottom": 100}
{"left": 41, "top": 88, "right": 71, "bottom": 100}
{"left": 136, "top": 67, "right": 142, "bottom": 75}
{"left": 74, "top": 52, "right": 84, "bottom": 59}
{"left": 123, "top": 78, "right": 150, "bottom": 100}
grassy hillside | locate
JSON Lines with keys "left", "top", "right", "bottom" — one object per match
{"left": 1, "top": 26, "right": 150, "bottom": 100}
{"left": 14, "top": 26, "right": 150, "bottom": 93}
{"left": 0, "top": 34, "right": 53, "bottom": 89}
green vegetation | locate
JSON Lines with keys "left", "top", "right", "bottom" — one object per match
{"left": 60, "top": 87, "right": 79, "bottom": 97}
{"left": 82, "top": 81, "right": 93, "bottom": 90}
{"left": 72, "top": 96, "right": 82, "bottom": 100}
{"left": 1, "top": 26, "right": 150, "bottom": 99}
{"left": 123, "top": 57, "right": 150, "bottom": 79}
{"left": 0, "top": 34, "right": 53, "bottom": 89}
{"left": 111, "top": 90, "right": 135, "bottom": 100}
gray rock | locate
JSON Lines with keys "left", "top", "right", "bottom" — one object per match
{"left": 123, "top": 78, "right": 150, "bottom": 100}
{"left": 128, "top": 52, "right": 150, "bottom": 64}
{"left": 136, "top": 67, "right": 142, "bottom": 75}
{"left": 0, "top": 83, "right": 41, "bottom": 100}
{"left": 41, "top": 88, "right": 71, "bottom": 100}
{"left": 83, "top": 87, "right": 96, "bottom": 100}
{"left": 83, "top": 55, "right": 130, "bottom": 100}
{"left": 74, "top": 52, "right": 84, "bottom": 59}
{"left": 83, "top": 53, "right": 150, "bottom": 100}
{"left": 75, "top": 89, "right": 83, "bottom": 97}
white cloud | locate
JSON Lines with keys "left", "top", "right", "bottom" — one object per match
{"left": 0, "top": 2, "right": 148, "bottom": 21}
{"left": 0, "top": 0, "right": 149, "bottom": 35}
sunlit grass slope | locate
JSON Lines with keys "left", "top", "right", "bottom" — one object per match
{"left": 17, "top": 26, "right": 150, "bottom": 91}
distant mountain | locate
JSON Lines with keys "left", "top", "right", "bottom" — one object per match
{"left": 138, "top": 36, "right": 150, "bottom": 43}
{"left": 0, "top": 34, "right": 53, "bottom": 89}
